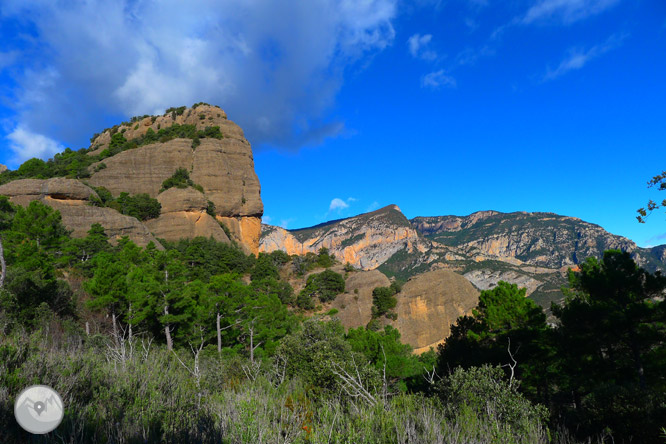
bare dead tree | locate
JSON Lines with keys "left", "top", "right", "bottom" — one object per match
{"left": 172, "top": 325, "right": 206, "bottom": 408}
{"left": 331, "top": 356, "right": 378, "bottom": 407}
{"left": 270, "top": 354, "right": 288, "bottom": 387}
{"left": 501, "top": 337, "right": 520, "bottom": 388}
{"left": 423, "top": 365, "right": 440, "bottom": 385}
{"left": 0, "top": 234, "right": 5, "bottom": 289}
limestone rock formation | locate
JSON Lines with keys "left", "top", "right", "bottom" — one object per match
{"left": 392, "top": 269, "right": 479, "bottom": 354}
{"left": 260, "top": 205, "right": 426, "bottom": 269}
{"left": 87, "top": 105, "right": 263, "bottom": 253}
{"left": 0, "top": 164, "right": 7, "bottom": 174}
{"left": 145, "top": 187, "right": 229, "bottom": 244}
{"left": 330, "top": 270, "right": 391, "bottom": 329}
{"left": 0, "top": 178, "right": 161, "bottom": 247}
{"left": 330, "top": 268, "right": 478, "bottom": 353}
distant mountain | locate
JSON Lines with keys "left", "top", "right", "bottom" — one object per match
{"left": 260, "top": 204, "right": 427, "bottom": 270}
{"left": 261, "top": 207, "right": 666, "bottom": 307}
{"left": 411, "top": 211, "right": 665, "bottom": 272}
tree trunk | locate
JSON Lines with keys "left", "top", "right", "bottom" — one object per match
{"left": 216, "top": 312, "right": 222, "bottom": 355}
{"left": 0, "top": 235, "right": 6, "bottom": 289}
{"left": 112, "top": 312, "right": 119, "bottom": 346}
{"left": 249, "top": 325, "right": 255, "bottom": 364}
{"left": 164, "top": 305, "right": 173, "bottom": 351}
{"left": 128, "top": 303, "right": 133, "bottom": 341}
{"left": 85, "top": 321, "right": 90, "bottom": 336}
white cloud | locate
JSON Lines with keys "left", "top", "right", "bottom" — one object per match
{"left": 262, "top": 215, "right": 272, "bottom": 224}
{"left": 329, "top": 198, "right": 350, "bottom": 212}
{"left": 7, "top": 126, "right": 64, "bottom": 164}
{"left": 1, "top": 0, "right": 397, "bottom": 152}
{"left": 522, "top": 0, "right": 620, "bottom": 25}
{"left": 365, "top": 201, "right": 380, "bottom": 212}
{"left": 421, "top": 70, "right": 456, "bottom": 89}
{"left": 407, "top": 33, "right": 437, "bottom": 61}
{"left": 543, "top": 33, "right": 626, "bottom": 81}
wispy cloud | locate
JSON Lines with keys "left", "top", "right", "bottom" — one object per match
{"left": 407, "top": 33, "right": 437, "bottom": 61}
{"left": 522, "top": 0, "right": 621, "bottom": 25}
{"left": 7, "top": 126, "right": 64, "bottom": 165}
{"left": 542, "top": 33, "right": 627, "bottom": 81}
{"left": 421, "top": 70, "right": 456, "bottom": 89}
{"left": 365, "top": 201, "right": 380, "bottom": 212}
{"left": 262, "top": 215, "right": 272, "bottom": 225}
{"left": 0, "top": 0, "right": 397, "bottom": 156}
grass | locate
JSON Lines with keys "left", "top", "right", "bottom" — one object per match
{"left": 0, "top": 326, "right": 593, "bottom": 444}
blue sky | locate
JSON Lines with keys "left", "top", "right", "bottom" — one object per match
{"left": 0, "top": 0, "right": 665, "bottom": 247}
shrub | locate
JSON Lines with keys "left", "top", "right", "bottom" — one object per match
{"left": 436, "top": 365, "right": 548, "bottom": 437}
{"left": 371, "top": 285, "right": 398, "bottom": 318}
{"left": 316, "top": 247, "right": 335, "bottom": 268}
{"left": 161, "top": 168, "right": 197, "bottom": 192}
{"left": 107, "top": 192, "right": 161, "bottom": 221}
{"left": 300, "top": 269, "right": 345, "bottom": 303}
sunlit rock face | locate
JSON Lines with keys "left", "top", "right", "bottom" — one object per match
{"left": 87, "top": 105, "right": 263, "bottom": 254}
{"left": 260, "top": 204, "right": 426, "bottom": 270}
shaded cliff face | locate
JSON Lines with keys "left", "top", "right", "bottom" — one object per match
{"left": 86, "top": 105, "right": 262, "bottom": 253}
{"left": 260, "top": 205, "right": 426, "bottom": 269}
{"left": 0, "top": 178, "right": 161, "bottom": 248}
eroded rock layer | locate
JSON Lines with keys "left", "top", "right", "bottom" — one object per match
{"left": 0, "top": 178, "right": 161, "bottom": 248}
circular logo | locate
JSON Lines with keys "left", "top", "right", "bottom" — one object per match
{"left": 14, "top": 385, "right": 64, "bottom": 434}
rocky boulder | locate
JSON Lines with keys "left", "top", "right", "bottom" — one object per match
{"left": 390, "top": 269, "right": 478, "bottom": 354}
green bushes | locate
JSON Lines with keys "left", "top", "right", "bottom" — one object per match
{"left": 90, "top": 187, "right": 161, "bottom": 221}
{"left": 437, "top": 365, "right": 548, "bottom": 437}
{"left": 371, "top": 282, "right": 401, "bottom": 319}
{"left": 160, "top": 168, "right": 204, "bottom": 193}
{"left": 108, "top": 192, "right": 161, "bottom": 221}
{"left": 297, "top": 269, "right": 345, "bottom": 308}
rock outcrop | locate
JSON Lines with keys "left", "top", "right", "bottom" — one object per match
{"left": 144, "top": 187, "right": 230, "bottom": 243}
{"left": 260, "top": 205, "right": 426, "bottom": 269}
{"left": 330, "top": 268, "right": 478, "bottom": 353}
{"left": 86, "top": 105, "right": 263, "bottom": 253}
{"left": 0, "top": 178, "right": 161, "bottom": 247}
{"left": 392, "top": 269, "right": 479, "bottom": 354}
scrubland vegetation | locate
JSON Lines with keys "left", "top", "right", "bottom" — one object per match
{"left": 0, "top": 196, "right": 664, "bottom": 443}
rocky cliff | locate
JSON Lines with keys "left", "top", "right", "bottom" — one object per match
{"left": 87, "top": 104, "right": 262, "bottom": 253}
{"left": 260, "top": 205, "right": 427, "bottom": 269}
{"left": 0, "top": 178, "right": 161, "bottom": 247}
{"left": 411, "top": 211, "right": 663, "bottom": 271}
{"left": 0, "top": 105, "right": 263, "bottom": 253}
